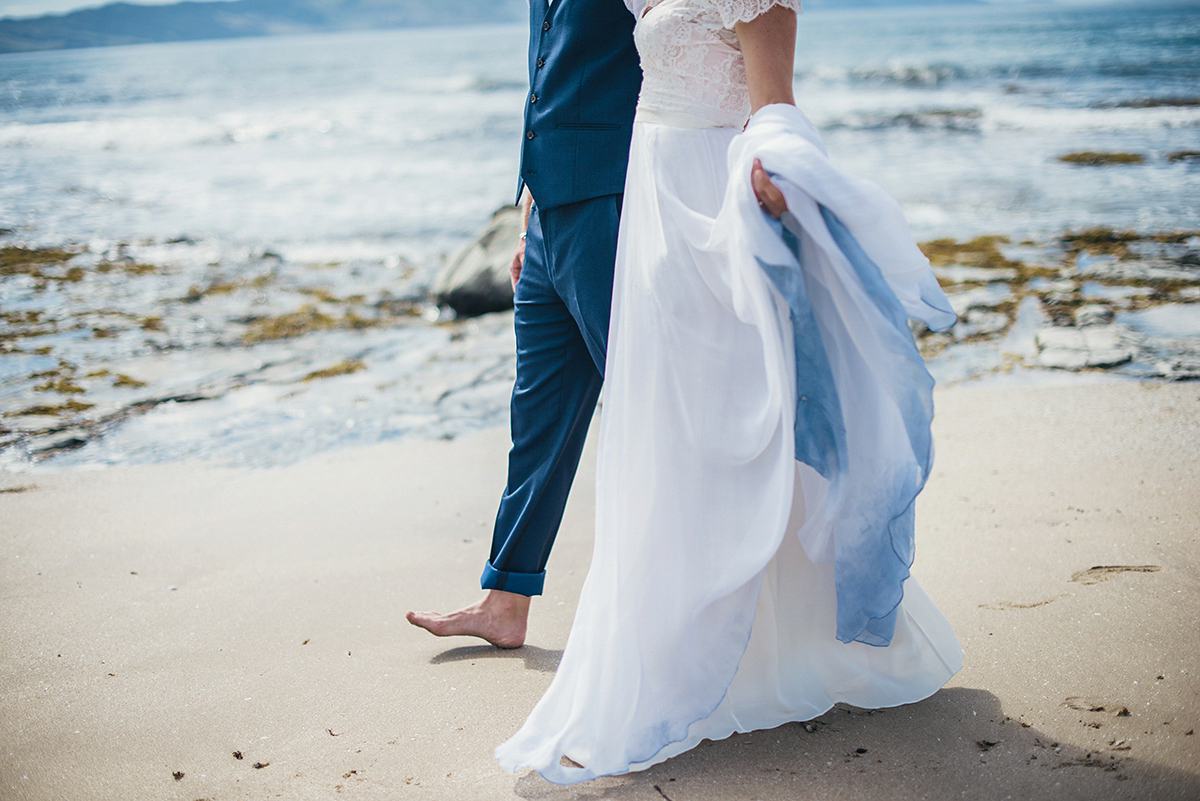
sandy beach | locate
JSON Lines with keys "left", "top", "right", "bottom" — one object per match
{"left": 2, "top": 379, "right": 1198, "bottom": 800}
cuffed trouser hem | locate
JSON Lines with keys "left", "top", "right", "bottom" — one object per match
{"left": 481, "top": 561, "right": 546, "bottom": 597}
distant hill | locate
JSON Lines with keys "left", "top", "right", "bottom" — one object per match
{"left": 0, "top": 0, "right": 527, "bottom": 53}
{"left": 0, "top": 0, "right": 984, "bottom": 55}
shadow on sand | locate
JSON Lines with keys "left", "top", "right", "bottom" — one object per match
{"left": 508, "top": 687, "right": 1200, "bottom": 800}
{"left": 430, "top": 643, "right": 563, "bottom": 674}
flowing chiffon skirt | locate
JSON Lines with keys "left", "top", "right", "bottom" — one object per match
{"left": 495, "top": 115, "right": 963, "bottom": 785}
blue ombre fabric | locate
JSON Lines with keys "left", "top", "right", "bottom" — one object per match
{"left": 756, "top": 219, "right": 845, "bottom": 482}
{"left": 719, "top": 103, "right": 957, "bottom": 647}
{"left": 768, "top": 207, "right": 941, "bottom": 646}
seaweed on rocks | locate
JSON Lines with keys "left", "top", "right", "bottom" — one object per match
{"left": 920, "top": 235, "right": 1057, "bottom": 294}
{"left": 1062, "top": 227, "right": 1144, "bottom": 258}
{"left": 921, "top": 235, "right": 1021, "bottom": 271}
{"left": 0, "top": 246, "right": 78, "bottom": 278}
{"left": 11, "top": 400, "right": 94, "bottom": 417}
{"left": 1098, "top": 97, "right": 1200, "bottom": 109}
{"left": 35, "top": 376, "right": 86, "bottom": 394}
{"left": 241, "top": 306, "right": 339, "bottom": 343}
{"left": 1058, "top": 152, "right": 1146, "bottom": 166}
{"left": 913, "top": 227, "right": 1200, "bottom": 382}
{"left": 4, "top": 214, "right": 1197, "bottom": 467}
{"left": 1063, "top": 228, "right": 1200, "bottom": 296}
{"left": 113, "top": 374, "right": 147, "bottom": 389}
{"left": 302, "top": 359, "right": 365, "bottom": 382}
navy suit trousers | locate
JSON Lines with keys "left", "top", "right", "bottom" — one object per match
{"left": 481, "top": 194, "right": 621, "bottom": 596}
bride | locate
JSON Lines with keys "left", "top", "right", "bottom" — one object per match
{"left": 496, "top": 0, "right": 963, "bottom": 784}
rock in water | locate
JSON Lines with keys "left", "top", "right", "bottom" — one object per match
{"left": 432, "top": 206, "right": 521, "bottom": 318}
{"left": 1075, "top": 304, "right": 1115, "bottom": 327}
{"left": 1035, "top": 325, "right": 1136, "bottom": 369}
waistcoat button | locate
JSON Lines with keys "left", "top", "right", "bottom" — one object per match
{"left": 527, "top": 130, "right": 537, "bottom": 140}
{"left": 536, "top": 57, "right": 545, "bottom": 68}
{"left": 542, "top": 20, "right": 551, "bottom": 31}
{"left": 530, "top": 93, "right": 539, "bottom": 104}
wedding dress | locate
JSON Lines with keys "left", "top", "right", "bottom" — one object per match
{"left": 496, "top": 0, "right": 963, "bottom": 784}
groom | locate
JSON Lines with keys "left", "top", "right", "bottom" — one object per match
{"left": 406, "top": 0, "right": 642, "bottom": 647}
{"left": 407, "top": 0, "right": 790, "bottom": 648}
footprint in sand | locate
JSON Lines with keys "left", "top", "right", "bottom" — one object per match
{"left": 1070, "top": 565, "right": 1161, "bottom": 585}
{"left": 1064, "top": 697, "right": 1132, "bottom": 716}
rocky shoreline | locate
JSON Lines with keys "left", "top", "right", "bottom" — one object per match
{"left": 919, "top": 228, "right": 1200, "bottom": 381}
{"left": 2, "top": 218, "right": 1198, "bottom": 468}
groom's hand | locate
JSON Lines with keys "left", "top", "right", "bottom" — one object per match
{"left": 510, "top": 238, "right": 525, "bottom": 291}
{"left": 752, "top": 158, "right": 787, "bottom": 218}
{"left": 512, "top": 189, "right": 533, "bottom": 290}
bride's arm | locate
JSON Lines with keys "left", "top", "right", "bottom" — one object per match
{"left": 736, "top": 4, "right": 797, "bottom": 216}
{"left": 735, "top": 4, "right": 797, "bottom": 114}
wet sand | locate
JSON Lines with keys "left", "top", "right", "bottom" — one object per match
{"left": 1, "top": 380, "right": 1198, "bottom": 800}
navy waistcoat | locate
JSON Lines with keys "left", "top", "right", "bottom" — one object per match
{"left": 517, "top": 0, "right": 643, "bottom": 210}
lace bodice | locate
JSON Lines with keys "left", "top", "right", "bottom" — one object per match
{"left": 632, "top": 0, "right": 802, "bottom": 129}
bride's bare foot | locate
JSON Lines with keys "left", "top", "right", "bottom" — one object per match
{"left": 406, "top": 589, "right": 531, "bottom": 649}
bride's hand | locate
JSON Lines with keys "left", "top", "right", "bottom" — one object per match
{"left": 752, "top": 158, "right": 787, "bottom": 217}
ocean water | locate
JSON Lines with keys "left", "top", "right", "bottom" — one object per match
{"left": 3, "top": 1, "right": 1198, "bottom": 249}
{"left": 1, "top": 1, "right": 1198, "bottom": 468}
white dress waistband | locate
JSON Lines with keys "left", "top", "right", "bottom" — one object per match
{"left": 634, "top": 105, "right": 742, "bottom": 129}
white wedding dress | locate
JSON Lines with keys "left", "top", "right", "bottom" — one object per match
{"left": 496, "top": 0, "right": 963, "bottom": 784}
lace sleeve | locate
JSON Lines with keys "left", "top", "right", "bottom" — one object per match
{"left": 711, "top": 0, "right": 801, "bottom": 29}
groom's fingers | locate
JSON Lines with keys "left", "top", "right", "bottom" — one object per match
{"left": 751, "top": 158, "right": 787, "bottom": 217}
{"left": 510, "top": 244, "right": 524, "bottom": 290}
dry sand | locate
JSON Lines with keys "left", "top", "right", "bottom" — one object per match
{"left": 1, "top": 379, "right": 1198, "bottom": 800}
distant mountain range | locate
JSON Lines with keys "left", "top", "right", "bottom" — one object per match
{"left": 0, "top": 0, "right": 526, "bottom": 52}
{"left": 0, "top": 0, "right": 984, "bottom": 55}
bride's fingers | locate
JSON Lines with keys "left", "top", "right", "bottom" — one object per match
{"left": 751, "top": 158, "right": 787, "bottom": 217}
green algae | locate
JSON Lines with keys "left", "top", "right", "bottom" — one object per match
{"left": 242, "top": 305, "right": 339, "bottom": 343}
{"left": 1058, "top": 152, "right": 1146, "bottom": 166}
{"left": 241, "top": 301, "right": 411, "bottom": 343}
{"left": 95, "top": 260, "right": 166, "bottom": 275}
{"left": 300, "top": 286, "right": 342, "bottom": 304}
{"left": 1062, "top": 227, "right": 1200, "bottom": 261}
{"left": 181, "top": 273, "right": 274, "bottom": 302}
{"left": 0, "top": 246, "right": 74, "bottom": 276}
{"left": 1062, "top": 227, "right": 1142, "bottom": 257}
{"left": 302, "top": 359, "right": 366, "bottom": 382}
{"left": 1108, "top": 97, "right": 1200, "bottom": 109}
{"left": 920, "top": 236, "right": 1057, "bottom": 292}
{"left": 122, "top": 262, "right": 164, "bottom": 275}
{"left": 35, "top": 377, "right": 85, "bottom": 394}
{"left": 2, "top": 310, "right": 44, "bottom": 325}
{"left": 9, "top": 400, "right": 93, "bottom": 418}
{"left": 30, "top": 361, "right": 77, "bottom": 380}
{"left": 920, "top": 236, "right": 1021, "bottom": 270}
{"left": 183, "top": 280, "right": 239, "bottom": 301}
{"left": 113, "top": 373, "right": 147, "bottom": 388}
